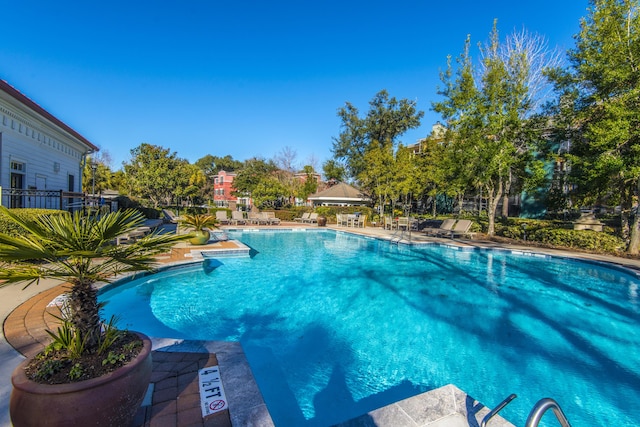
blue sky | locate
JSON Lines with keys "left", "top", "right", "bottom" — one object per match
{"left": 1, "top": 1, "right": 589, "bottom": 171}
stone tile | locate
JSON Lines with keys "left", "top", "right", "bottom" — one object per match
{"left": 203, "top": 410, "right": 233, "bottom": 427}
{"left": 235, "top": 403, "right": 275, "bottom": 427}
{"left": 176, "top": 392, "right": 201, "bottom": 410}
{"left": 153, "top": 386, "right": 179, "bottom": 404}
{"left": 178, "top": 371, "right": 200, "bottom": 387}
{"left": 176, "top": 360, "right": 201, "bottom": 373}
{"left": 396, "top": 386, "right": 457, "bottom": 424}
{"left": 176, "top": 407, "right": 203, "bottom": 425}
{"left": 149, "top": 412, "right": 177, "bottom": 427}
{"left": 426, "top": 413, "right": 469, "bottom": 427}
{"left": 150, "top": 370, "right": 174, "bottom": 382}
{"left": 151, "top": 400, "right": 177, "bottom": 418}
{"left": 154, "top": 376, "right": 177, "bottom": 391}
{"left": 180, "top": 380, "right": 200, "bottom": 395}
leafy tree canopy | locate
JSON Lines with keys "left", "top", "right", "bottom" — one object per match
{"left": 332, "top": 90, "right": 424, "bottom": 180}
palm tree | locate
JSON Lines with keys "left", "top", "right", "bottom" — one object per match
{"left": 0, "top": 207, "right": 187, "bottom": 351}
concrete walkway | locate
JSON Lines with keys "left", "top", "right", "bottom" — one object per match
{"left": 2, "top": 223, "right": 640, "bottom": 426}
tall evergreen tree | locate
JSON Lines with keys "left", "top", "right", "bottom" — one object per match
{"left": 546, "top": 0, "right": 640, "bottom": 252}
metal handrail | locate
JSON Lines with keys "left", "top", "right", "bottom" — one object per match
{"left": 481, "top": 394, "right": 517, "bottom": 427}
{"left": 525, "top": 398, "right": 572, "bottom": 427}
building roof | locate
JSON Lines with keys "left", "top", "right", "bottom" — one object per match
{"left": 308, "top": 182, "right": 367, "bottom": 201}
{"left": 0, "top": 80, "right": 98, "bottom": 152}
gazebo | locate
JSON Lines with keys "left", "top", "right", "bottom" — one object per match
{"left": 307, "top": 182, "right": 369, "bottom": 207}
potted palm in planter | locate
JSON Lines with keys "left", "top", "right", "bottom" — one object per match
{"left": 0, "top": 207, "right": 188, "bottom": 427}
{"left": 180, "top": 213, "right": 218, "bottom": 245}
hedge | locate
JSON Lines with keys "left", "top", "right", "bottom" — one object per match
{"left": 0, "top": 209, "right": 68, "bottom": 236}
{"left": 531, "top": 228, "right": 626, "bottom": 253}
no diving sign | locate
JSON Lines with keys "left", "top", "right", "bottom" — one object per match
{"left": 199, "top": 366, "right": 228, "bottom": 417}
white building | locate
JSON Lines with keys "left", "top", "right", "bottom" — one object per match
{"left": 0, "top": 80, "right": 98, "bottom": 209}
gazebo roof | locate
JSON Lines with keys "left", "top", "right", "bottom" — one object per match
{"left": 308, "top": 182, "right": 368, "bottom": 202}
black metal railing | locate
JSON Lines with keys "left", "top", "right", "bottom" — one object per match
{"left": 0, "top": 188, "right": 89, "bottom": 211}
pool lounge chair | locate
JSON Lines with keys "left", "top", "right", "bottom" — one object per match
{"left": 231, "top": 211, "right": 246, "bottom": 225}
{"left": 294, "top": 212, "right": 310, "bottom": 222}
{"left": 442, "top": 219, "right": 476, "bottom": 239}
{"left": 424, "top": 218, "right": 456, "bottom": 236}
{"left": 303, "top": 212, "right": 318, "bottom": 224}
{"left": 248, "top": 212, "right": 263, "bottom": 225}
{"left": 264, "top": 211, "right": 281, "bottom": 225}
{"left": 216, "top": 210, "right": 231, "bottom": 225}
{"left": 162, "top": 209, "right": 181, "bottom": 223}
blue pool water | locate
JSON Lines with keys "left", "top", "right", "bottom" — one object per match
{"left": 100, "top": 230, "right": 640, "bottom": 426}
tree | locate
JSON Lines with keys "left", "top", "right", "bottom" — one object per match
{"left": 274, "top": 146, "right": 298, "bottom": 172}
{"left": 252, "top": 176, "right": 289, "bottom": 209}
{"left": 232, "top": 157, "right": 278, "bottom": 196}
{"left": 195, "top": 154, "right": 242, "bottom": 176}
{"left": 82, "top": 152, "right": 113, "bottom": 195}
{"left": 546, "top": 0, "right": 640, "bottom": 252}
{"left": 332, "top": 90, "right": 424, "bottom": 181}
{"left": 358, "top": 141, "right": 396, "bottom": 213}
{"left": 123, "top": 143, "right": 186, "bottom": 208}
{"left": 178, "top": 163, "right": 207, "bottom": 206}
{"left": 322, "top": 159, "right": 346, "bottom": 182}
{"left": 433, "top": 23, "right": 545, "bottom": 234}
{"left": 297, "top": 165, "right": 319, "bottom": 202}
{"left": 497, "top": 28, "right": 564, "bottom": 216}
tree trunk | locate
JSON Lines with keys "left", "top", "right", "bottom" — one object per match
{"left": 486, "top": 180, "right": 503, "bottom": 236}
{"left": 628, "top": 213, "right": 640, "bottom": 254}
{"left": 70, "top": 279, "right": 102, "bottom": 350}
{"left": 501, "top": 170, "right": 512, "bottom": 218}
{"left": 628, "top": 180, "right": 640, "bottom": 254}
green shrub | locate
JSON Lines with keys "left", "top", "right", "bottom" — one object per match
{"left": 0, "top": 209, "right": 67, "bottom": 236}
{"left": 531, "top": 228, "right": 625, "bottom": 253}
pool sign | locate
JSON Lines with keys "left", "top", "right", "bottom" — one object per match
{"left": 199, "top": 366, "right": 228, "bottom": 417}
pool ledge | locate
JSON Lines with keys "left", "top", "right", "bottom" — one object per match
{"left": 336, "top": 384, "right": 515, "bottom": 427}
{"left": 150, "top": 338, "right": 275, "bottom": 427}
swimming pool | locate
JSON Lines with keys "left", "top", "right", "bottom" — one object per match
{"left": 100, "top": 230, "right": 640, "bottom": 426}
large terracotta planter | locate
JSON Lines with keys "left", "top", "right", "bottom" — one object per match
{"left": 10, "top": 332, "right": 152, "bottom": 427}
{"left": 189, "top": 229, "right": 211, "bottom": 245}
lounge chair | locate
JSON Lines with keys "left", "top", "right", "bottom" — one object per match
{"left": 263, "top": 211, "right": 281, "bottom": 225}
{"left": 215, "top": 210, "right": 230, "bottom": 225}
{"left": 248, "top": 212, "right": 262, "bottom": 224}
{"left": 442, "top": 219, "right": 475, "bottom": 239}
{"left": 162, "top": 209, "right": 181, "bottom": 223}
{"left": 231, "top": 211, "right": 246, "bottom": 225}
{"left": 210, "top": 230, "right": 229, "bottom": 242}
{"left": 424, "top": 218, "right": 456, "bottom": 236}
{"left": 294, "top": 212, "right": 311, "bottom": 222}
{"left": 303, "top": 212, "right": 318, "bottom": 224}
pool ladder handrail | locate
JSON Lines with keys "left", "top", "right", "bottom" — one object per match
{"left": 480, "top": 395, "right": 572, "bottom": 427}
{"left": 525, "top": 397, "right": 572, "bottom": 427}
{"left": 481, "top": 393, "right": 517, "bottom": 427}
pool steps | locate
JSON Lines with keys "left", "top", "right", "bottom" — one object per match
{"left": 188, "top": 240, "right": 251, "bottom": 259}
